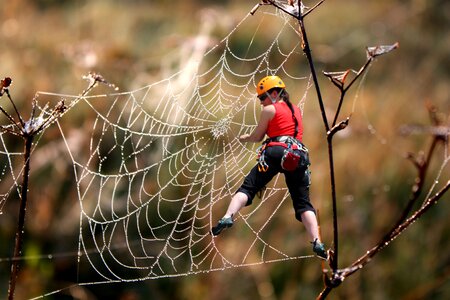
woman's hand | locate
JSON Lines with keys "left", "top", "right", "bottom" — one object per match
{"left": 239, "top": 134, "right": 250, "bottom": 142}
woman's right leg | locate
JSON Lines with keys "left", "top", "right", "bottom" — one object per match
{"left": 285, "top": 168, "right": 328, "bottom": 259}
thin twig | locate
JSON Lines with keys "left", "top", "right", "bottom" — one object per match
{"left": 7, "top": 136, "right": 33, "bottom": 300}
{"left": 5, "top": 90, "right": 25, "bottom": 128}
{"left": 302, "top": 0, "right": 325, "bottom": 18}
{"left": 0, "top": 106, "right": 22, "bottom": 133}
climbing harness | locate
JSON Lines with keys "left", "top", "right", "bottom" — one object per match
{"left": 256, "top": 136, "right": 309, "bottom": 172}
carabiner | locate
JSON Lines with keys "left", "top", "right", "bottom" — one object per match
{"left": 258, "top": 161, "right": 269, "bottom": 172}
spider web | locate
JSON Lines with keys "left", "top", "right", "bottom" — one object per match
{"left": 1, "top": 2, "right": 449, "bottom": 299}
{"left": 25, "top": 5, "right": 315, "bottom": 286}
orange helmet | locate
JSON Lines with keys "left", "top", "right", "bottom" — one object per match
{"left": 256, "top": 75, "right": 286, "bottom": 97}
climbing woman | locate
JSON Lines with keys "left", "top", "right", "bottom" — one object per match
{"left": 211, "top": 75, "right": 327, "bottom": 259}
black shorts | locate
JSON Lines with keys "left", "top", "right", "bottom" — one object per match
{"left": 236, "top": 145, "right": 316, "bottom": 221}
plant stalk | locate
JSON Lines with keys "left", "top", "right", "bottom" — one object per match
{"left": 295, "top": 0, "right": 339, "bottom": 271}
{"left": 8, "top": 135, "right": 33, "bottom": 300}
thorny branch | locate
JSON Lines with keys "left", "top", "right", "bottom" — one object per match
{"left": 0, "top": 72, "right": 115, "bottom": 300}
{"left": 317, "top": 104, "right": 449, "bottom": 299}
{"left": 349, "top": 103, "right": 449, "bottom": 269}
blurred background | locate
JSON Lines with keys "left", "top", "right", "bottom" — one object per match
{"left": 0, "top": 0, "right": 449, "bottom": 299}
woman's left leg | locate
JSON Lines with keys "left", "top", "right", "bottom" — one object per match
{"left": 300, "top": 210, "right": 321, "bottom": 242}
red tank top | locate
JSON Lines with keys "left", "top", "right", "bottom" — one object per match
{"left": 266, "top": 101, "right": 303, "bottom": 141}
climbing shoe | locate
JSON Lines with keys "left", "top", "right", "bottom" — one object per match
{"left": 211, "top": 216, "right": 233, "bottom": 236}
{"left": 312, "top": 238, "right": 328, "bottom": 260}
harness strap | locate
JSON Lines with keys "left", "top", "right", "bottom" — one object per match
{"left": 266, "top": 136, "right": 308, "bottom": 152}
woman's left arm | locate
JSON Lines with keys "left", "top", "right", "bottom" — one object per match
{"left": 239, "top": 105, "right": 275, "bottom": 143}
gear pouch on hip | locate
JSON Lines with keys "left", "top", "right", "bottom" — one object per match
{"left": 281, "top": 148, "right": 302, "bottom": 171}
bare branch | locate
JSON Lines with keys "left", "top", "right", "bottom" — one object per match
{"left": 0, "top": 106, "right": 21, "bottom": 131}
{"left": 302, "top": 0, "right": 325, "bottom": 18}
{"left": 327, "top": 116, "right": 350, "bottom": 138}
{"left": 4, "top": 90, "right": 25, "bottom": 128}
{"left": 323, "top": 70, "right": 352, "bottom": 91}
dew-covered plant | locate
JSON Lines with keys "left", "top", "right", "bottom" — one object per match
{"left": 0, "top": 73, "right": 115, "bottom": 300}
